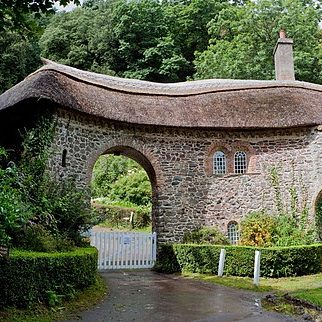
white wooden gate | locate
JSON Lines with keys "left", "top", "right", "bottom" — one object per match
{"left": 90, "top": 231, "right": 157, "bottom": 270}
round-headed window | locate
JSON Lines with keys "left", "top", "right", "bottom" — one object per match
{"left": 213, "top": 151, "right": 227, "bottom": 175}
{"left": 227, "top": 221, "right": 239, "bottom": 244}
{"left": 234, "top": 151, "right": 247, "bottom": 174}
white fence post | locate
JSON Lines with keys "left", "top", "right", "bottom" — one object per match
{"left": 218, "top": 248, "right": 226, "bottom": 277}
{"left": 253, "top": 250, "right": 261, "bottom": 286}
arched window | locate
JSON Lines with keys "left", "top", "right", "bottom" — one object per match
{"left": 234, "top": 151, "right": 247, "bottom": 174}
{"left": 213, "top": 151, "right": 226, "bottom": 175}
{"left": 227, "top": 222, "right": 239, "bottom": 244}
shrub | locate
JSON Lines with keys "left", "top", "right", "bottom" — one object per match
{"left": 156, "top": 243, "right": 322, "bottom": 277}
{"left": 0, "top": 148, "right": 32, "bottom": 246}
{"left": 0, "top": 247, "right": 98, "bottom": 308}
{"left": 133, "top": 206, "right": 151, "bottom": 228}
{"left": 92, "top": 200, "right": 151, "bottom": 229}
{"left": 239, "top": 211, "right": 276, "bottom": 247}
{"left": 0, "top": 118, "right": 97, "bottom": 249}
{"left": 239, "top": 211, "right": 317, "bottom": 247}
{"left": 183, "top": 227, "right": 230, "bottom": 245}
{"left": 273, "top": 214, "right": 316, "bottom": 246}
{"left": 18, "top": 224, "right": 76, "bottom": 252}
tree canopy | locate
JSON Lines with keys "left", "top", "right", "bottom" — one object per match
{"left": 194, "top": 0, "right": 322, "bottom": 83}
{"left": 0, "top": 0, "right": 80, "bottom": 31}
{"left": 2, "top": 0, "right": 322, "bottom": 95}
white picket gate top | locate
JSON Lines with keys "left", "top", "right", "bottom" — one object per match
{"left": 90, "top": 231, "right": 157, "bottom": 270}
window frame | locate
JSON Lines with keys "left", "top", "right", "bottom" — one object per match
{"left": 227, "top": 221, "right": 240, "bottom": 244}
{"left": 234, "top": 151, "right": 247, "bottom": 174}
{"left": 213, "top": 150, "right": 227, "bottom": 175}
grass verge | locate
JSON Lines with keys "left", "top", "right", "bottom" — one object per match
{"left": 0, "top": 273, "right": 107, "bottom": 322}
{"left": 182, "top": 273, "right": 322, "bottom": 316}
{"left": 291, "top": 287, "right": 322, "bottom": 308}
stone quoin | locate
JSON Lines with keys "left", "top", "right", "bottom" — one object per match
{"left": 1, "top": 34, "right": 322, "bottom": 243}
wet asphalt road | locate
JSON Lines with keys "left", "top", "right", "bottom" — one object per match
{"left": 64, "top": 270, "right": 301, "bottom": 322}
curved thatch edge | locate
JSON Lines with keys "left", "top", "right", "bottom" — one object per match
{"left": 1, "top": 60, "right": 322, "bottom": 129}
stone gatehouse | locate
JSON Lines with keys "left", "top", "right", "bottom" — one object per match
{"left": 1, "top": 35, "right": 322, "bottom": 243}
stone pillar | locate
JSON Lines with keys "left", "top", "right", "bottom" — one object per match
{"left": 274, "top": 30, "right": 295, "bottom": 81}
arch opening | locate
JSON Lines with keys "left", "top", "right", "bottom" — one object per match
{"left": 90, "top": 146, "right": 157, "bottom": 233}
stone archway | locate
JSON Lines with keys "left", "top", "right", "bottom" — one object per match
{"left": 89, "top": 145, "right": 159, "bottom": 234}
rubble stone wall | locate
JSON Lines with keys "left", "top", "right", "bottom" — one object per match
{"left": 49, "top": 109, "right": 322, "bottom": 243}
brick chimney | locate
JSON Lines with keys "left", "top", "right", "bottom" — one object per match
{"left": 274, "top": 30, "right": 295, "bottom": 80}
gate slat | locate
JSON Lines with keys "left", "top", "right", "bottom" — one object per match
{"left": 90, "top": 231, "right": 156, "bottom": 270}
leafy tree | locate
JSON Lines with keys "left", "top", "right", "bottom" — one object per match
{"left": 194, "top": 0, "right": 322, "bottom": 83}
{"left": 0, "top": 0, "right": 80, "bottom": 31}
{"left": 0, "top": 30, "right": 41, "bottom": 94}
{"left": 91, "top": 154, "right": 152, "bottom": 207}
{"left": 40, "top": 0, "right": 192, "bottom": 82}
{"left": 239, "top": 210, "right": 316, "bottom": 247}
{"left": 109, "top": 170, "right": 152, "bottom": 206}
{"left": 163, "top": 0, "right": 228, "bottom": 76}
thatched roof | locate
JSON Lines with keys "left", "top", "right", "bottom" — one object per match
{"left": 1, "top": 60, "right": 322, "bottom": 129}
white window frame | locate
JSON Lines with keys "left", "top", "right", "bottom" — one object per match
{"left": 227, "top": 222, "right": 239, "bottom": 244}
{"left": 213, "top": 151, "right": 227, "bottom": 175}
{"left": 234, "top": 151, "right": 247, "bottom": 174}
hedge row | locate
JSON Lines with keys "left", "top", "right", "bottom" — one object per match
{"left": 155, "top": 244, "right": 322, "bottom": 278}
{"left": 0, "top": 247, "right": 98, "bottom": 308}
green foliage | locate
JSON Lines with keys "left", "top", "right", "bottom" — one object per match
{"left": 240, "top": 165, "right": 317, "bottom": 247}
{"left": 156, "top": 243, "right": 322, "bottom": 277}
{"left": 91, "top": 154, "right": 152, "bottom": 207}
{"left": 183, "top": 227, "right": 230, "bottom": 245}
{"left": 0, "top": 30, "right": 41, "bottom": 94}
{"left": 20, "top": 224, "right": 76, "bottom": 253}
{"left": 316, "top": 198, "right": 322, "bottom": 241}
{"left": 109, "top": 170, "right": 152, "bottom": 206}
{"left": 0, "top": 117, "right": 96, "bottom": 250}
{"left": 40, "top": 178, "right": 94, "bottom": 244}
{"left": 239, "top": 211, "right": 277, "bottom": 247}
{"left": 93, "top": 200, "right": 151, "bottom": 230}
{"left": 39, "top": 0, "right": 228, "bottom": 82}
{"left": 0, "top": 148, "right": 32, "bottom": 246}
{"left": 0, "top": 247, "right": 97, "bottom": 308}
{"left": 194, "top": 0, "right": 322, "bottom": 84}
{"left": 240, "top": 211, "right": 316, "bottom": 247}
{"left": 0, "top": 0, "right": 80, "bottom": 31}
{"left": 273, "top": 214, "right": 316, "bottom": 246}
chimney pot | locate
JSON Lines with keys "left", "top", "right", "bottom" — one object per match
{"left": 279, "top": 29, "right": 286, "bottom": 39}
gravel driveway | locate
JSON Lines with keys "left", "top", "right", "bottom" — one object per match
{"left": 63, "top": 270, "right": 302, "bottom": 322}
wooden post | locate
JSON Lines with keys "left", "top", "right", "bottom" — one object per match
{"left": 253, "top": 250, "right": 261, "bottom": 286}
{"left": 218, "top": 248, "right": 226, "bottom": 277}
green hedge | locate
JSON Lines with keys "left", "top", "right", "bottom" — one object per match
{"left": 155, "top": 244, "right": 322, "bottom": 278}
{"left": 0, "top": 247, "right": 98, "bottom": 308}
